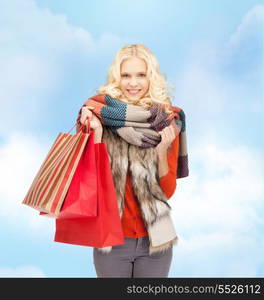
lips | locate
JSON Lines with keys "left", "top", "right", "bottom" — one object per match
{"left": 127, "top": 89, "right": 141, "bottom": 95}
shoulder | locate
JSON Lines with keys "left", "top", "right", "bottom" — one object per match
{"left": 83, "top": 94, "right": 106, "bottom": 106}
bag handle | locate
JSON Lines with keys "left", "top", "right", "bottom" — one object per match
{"left": 67, "top": 116, "right": 91, "bottom": 135}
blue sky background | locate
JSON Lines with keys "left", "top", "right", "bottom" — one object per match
{"left": 0, "top": 0, "right": 263, "bottom": 277}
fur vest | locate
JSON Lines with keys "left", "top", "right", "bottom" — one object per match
{"left": 96, "top": 127, "right": 178, "bottom": 255}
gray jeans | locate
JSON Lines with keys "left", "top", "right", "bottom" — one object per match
{"left": 93, "top": 236, "right": 173, "bottom": 278}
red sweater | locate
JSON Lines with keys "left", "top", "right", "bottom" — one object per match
{"left": 121, "top": 135, "right": 179, "bottom": 238}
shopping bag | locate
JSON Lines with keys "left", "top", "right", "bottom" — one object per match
{"left": 40, "top": 126, "right": 98, "bottom": 219}
{"left": 22, "top": 119, "right": 91, "bottom": 217}
{"left": 54, "top": 140, "right": 125, "bottom": 248}
{"left": 58, "top": 129, "right": 97, "bottom": 218}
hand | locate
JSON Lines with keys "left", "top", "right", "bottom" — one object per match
{"left": 80, "top": 106, "right": 102, "bottom": 131}
{"left": 156, "top": 121, "right": 180, "bottom": 155}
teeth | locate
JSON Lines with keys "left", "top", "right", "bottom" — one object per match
{"left": 127, "top": 89, "right": 141, "bottom": 94}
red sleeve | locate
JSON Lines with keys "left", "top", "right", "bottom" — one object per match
{"left": 159, "top": 135, "right": 179, "bottom": 199}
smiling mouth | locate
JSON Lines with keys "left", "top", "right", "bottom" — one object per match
{"left": 127, "top": 89, "right": 141, "bottom": 95}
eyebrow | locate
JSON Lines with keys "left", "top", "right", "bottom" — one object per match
{"left": 121, "top": 71, "right": 146, "bottom": 75}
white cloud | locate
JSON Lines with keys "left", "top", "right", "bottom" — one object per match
{"left": 172, "top": 5, "right": 263, "bottom": 117}
{"left": 224, "top": 5, "right": 263, "bottom": 86}
{"left": 0, "top": 0, "right": 124, "bottom": 134}
{"left": 170, "top": 135, "right": 264, "bottom": 277}
{"left": 0, "top": 265, "right": 46, "bottom": 277}
{"left": 171, "top": 233, "right": 264, "bottom": 277}
{"left": 173, "top": 62, "right": 229, "bottom": 113}
{"left": 0, "top": 132, "right": 55, "bottom": 237}
{"left": 173, "top": 136, "right": 263, "bottom": 231}
{"left": 0, "top": 0, "right": 94, "bottom": 57}
{"left": 228, "top": 5, "right": 264, "bottom": 48}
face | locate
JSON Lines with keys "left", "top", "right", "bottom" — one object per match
{"left": 119, "top": 57, "right": 150, "bottom": 101}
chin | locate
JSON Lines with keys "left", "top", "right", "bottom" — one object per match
{"left": 127, "top": 96, "right": 141, "bottom": 102}
{"left": 125, "top": 92, "right": 145, "bottom": 102}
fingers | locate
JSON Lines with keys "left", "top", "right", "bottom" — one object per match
{"left": 82, "top": 106, "right": 93, "bottom": 113}
{"left": 163, "top": 124, "right": 175, "bottom": 139}
{"left": 85, "top": 106, "right": 95, "bottom": 110}
{"left": 159, "top": 124, "right": 176, "bottom": 143}
{"left": 80, "top": 107, "right": 93, "bottom": 125}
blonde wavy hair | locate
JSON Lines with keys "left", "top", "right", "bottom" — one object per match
{"left": 96, "top": 44, "right": 175, "bottom": 115}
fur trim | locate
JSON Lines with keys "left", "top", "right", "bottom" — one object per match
{"left": 102, "top": 127, "right": 171, "bottom": 224}
{"left": 97, "top": 246, "right": 112, "bottom": 254}
{"left": 149, "top": 237, "right": 178, "bottom": 255}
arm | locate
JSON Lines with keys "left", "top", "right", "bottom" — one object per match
{"left": 156, "top": 120, "right": 181, "bottom": 199}
{"left": 158, "top": 135, "right": 179, "bottom": 199}
{"left": 93, "top": 127, "right": 103, "bottom": 143}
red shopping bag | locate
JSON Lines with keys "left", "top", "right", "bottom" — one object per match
{"left": 40, "top": 128, "right": 97, "bottom": 219}
{"left": 54, "top": 140, "right": 125, "bottom": 248}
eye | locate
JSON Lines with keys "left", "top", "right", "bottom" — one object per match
{"left": 139, "top": 73, "right": 146, "bottom": 77}
{"left": 121, "top": 74, "right": 129, "bottom": 78}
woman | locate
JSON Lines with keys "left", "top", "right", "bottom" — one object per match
{"left": 77, "top": 44, "right": 188, "bottom": 278}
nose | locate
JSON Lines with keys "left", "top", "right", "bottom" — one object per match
{"left": 128, "top": 76, "right": 139, "bottom": 87}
